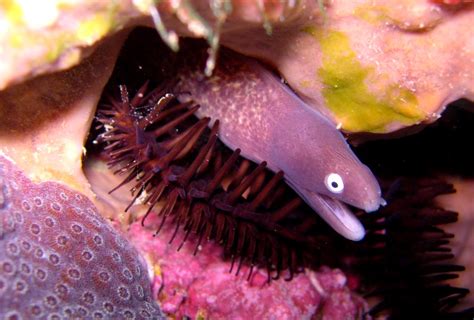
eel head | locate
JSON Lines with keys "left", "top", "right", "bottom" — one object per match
{"left": 272, "top": 111, "right": 385, "bottom": 241}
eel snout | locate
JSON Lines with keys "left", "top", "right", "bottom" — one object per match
{"left": 297, "top": 161, "right": 384, "bottom": 241}
{"left": 331, "top": 163, "right": 384, "bottom": 213}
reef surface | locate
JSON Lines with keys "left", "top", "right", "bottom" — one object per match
{"left": 0, "top": 0, "right": 473, "bottom": 318}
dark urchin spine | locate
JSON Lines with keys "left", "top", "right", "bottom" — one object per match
{"left": 95, "top": 82, "right": 321, "bottom": 281}
{"left": 343, "top": 178, "right": 474, "bottom": 319}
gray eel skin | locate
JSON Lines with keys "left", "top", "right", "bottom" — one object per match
{"left": 175, "top": 48, "right": 384, "bottom": 241}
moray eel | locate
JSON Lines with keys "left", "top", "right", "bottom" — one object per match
{"left": 175, "top": 48, "right": 384, "bottom": 241}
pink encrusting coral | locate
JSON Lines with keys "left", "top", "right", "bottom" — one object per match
{"left": 0, "top": 155, "right": 164, "bottom": 319}
{"left": 128, "top": 216, "right": 368, "bottom": 319}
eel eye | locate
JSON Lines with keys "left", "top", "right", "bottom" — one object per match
{"left": 325, "top": 173, "right": 344, "bottom": 194}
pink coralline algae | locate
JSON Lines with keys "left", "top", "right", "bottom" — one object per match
{"left": 0, "top": 155, "right": 164, "bottom": 319}
{"left": 129, "top": 217, "right": 368, "bottom": 319}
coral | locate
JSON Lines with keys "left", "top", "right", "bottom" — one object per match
{"left": 0, "top": 154, "right": 164, "bottom": 319}
{"left": 128, "top": 216, "right": 368, "bottom": 319}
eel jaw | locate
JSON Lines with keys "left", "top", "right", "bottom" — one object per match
{"left": 286, "top": 179, "right": 366, "bottom": 241}
{"left": 309, "top": 193, "right": 366, "bottom": 241}
{"left": 298, "top": 189, "right": 366, "bottom": 241}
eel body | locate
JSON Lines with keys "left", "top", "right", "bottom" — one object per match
{"left": 175, "top": 49, "right": 384, "bottom": 241}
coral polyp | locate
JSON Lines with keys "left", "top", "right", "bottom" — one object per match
{"left": 0, "top": 155, "right": 164, "bottom": 319}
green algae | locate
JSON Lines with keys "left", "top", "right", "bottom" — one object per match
{"left": 77, "top": 14, "right": 112, "bottom": 44}
{"left": 2, "top": 1, "right": 121, "bottom": 67}
{"left": 304, "top": 27, "right": 425, "bottom": 133}
{"left": 195, "top": 309, "right": 207, "bottom": 320}
{"left": 354, "top": 5, "right": 387, "bottom": 24}
{"left": 1, "top": 0, "right": 23, "bottom": 24}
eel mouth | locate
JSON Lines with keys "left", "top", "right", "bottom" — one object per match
{"left": 302, "top": 190, "right": 366, "bottom": 241}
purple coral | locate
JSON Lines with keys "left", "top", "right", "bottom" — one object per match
{"left": 0, "top": 155, "right": 164, "bottom": 319}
